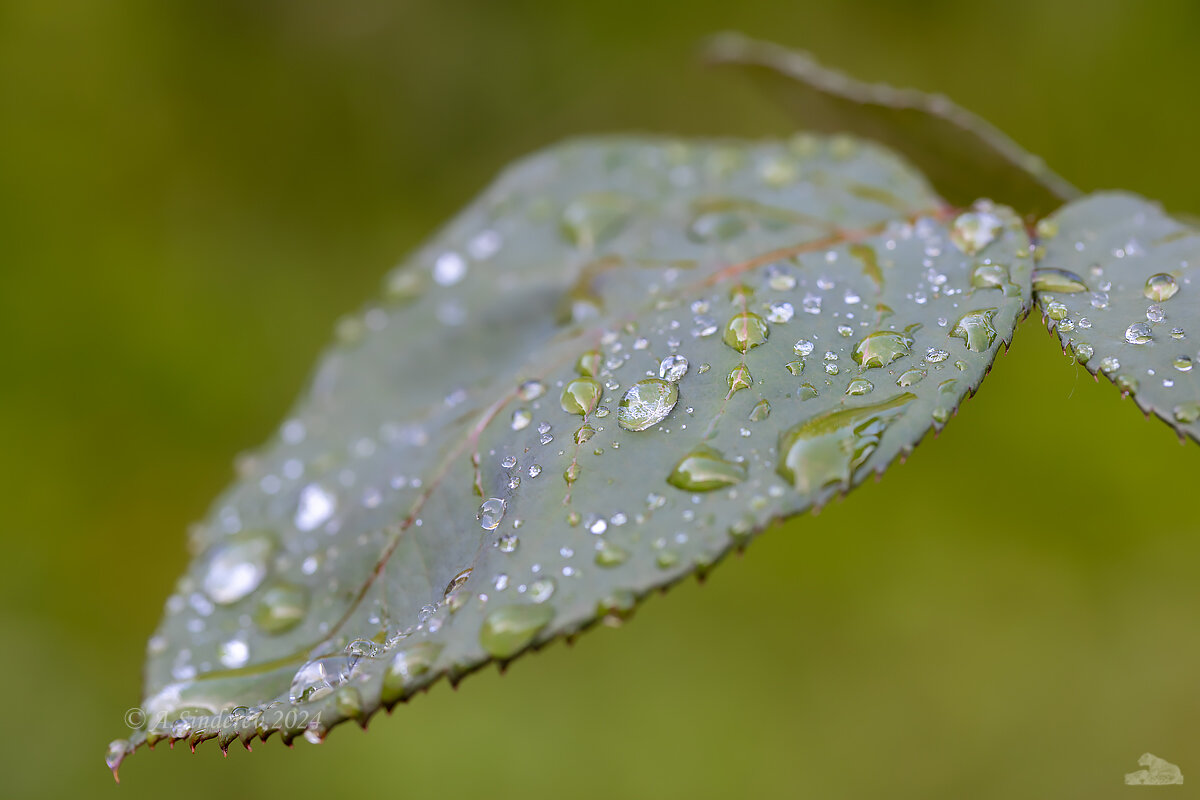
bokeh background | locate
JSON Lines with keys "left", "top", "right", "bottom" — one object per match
{"left": 4, "top": 1, "right": 1200, "bottom": 797}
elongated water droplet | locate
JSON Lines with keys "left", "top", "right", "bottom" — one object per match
{"left": 796, "top": 383, "right": 818, "bottom": 400}
{"left": 666, "top": 445, "right": 746, "bottom": 492}
{"left": 479, "top": 498, "right": 506, "bottom": 530}
{"left": 845, "top": 378, "right": 874, "bottom": 396}
{"left": 777, "top": 392, "right": 916, "bottom": 492}
{"left": 728, "top": 364, "right": 752, "bottom": 393}
{"left": 1144, "top": 273, "right": 1179, "bottom": 301}
{"left": 949, "top": 308, "right": 998, "bottom": 352}
{"left": 560, "top": 377, "right": 602, "bottom": 416}
{"left": 575, "top": 350, "right": 603, "bottom": 377}
{"left": 748, "top": 398, "right": 771, "bottom": 422}
{"left": 574, "top": 424, "right": 596, "bottom": 444}
{"left": 289, "top": 655, "right": 357, "bottom": 704}
{"left": 722, "top": 312, "right": 769, "bottom": 353}
{"left": 618, "top": 378, "right": 679, "bottom": 431}
{"left": 1032, "top": 268, "right": 1087, "bottom": 293}
{"left": 852, "top": 330, "right": 914, "bottom": 369}
{"left": 254, "top": 582, "right": 309, "bottom": 634}
{"left": 201, "top": 530, "right": 276, "bottom": 605}
{"left": 444, "top": 568, "right": 473, "bottom": 597}
{"left": 479, "top": 604, "right": 555, "bottom": 659}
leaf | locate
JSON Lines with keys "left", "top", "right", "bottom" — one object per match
{"left": 1034, "top": 192, "right": 1200, "bottom": 442}
{"left": 704, "top": 32, "right": 1080, "bottom": 217}
{"left": 108, "top": 134, "right": 1033, "bottom": 778}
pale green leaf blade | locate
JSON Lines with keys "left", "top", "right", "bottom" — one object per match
{"left": 109, "top": 135, "right": 1032, "bottom": 777}
{"left": 1034, "top": 192, "right": 1199, "bottom": 442}
{"left": 704, "top": 32, "right": 1079, "bottom": 216}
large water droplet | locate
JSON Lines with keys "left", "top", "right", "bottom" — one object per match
{"left": 950, "top": 211, "right": 1002, "bottom": 255}
{"left": 659, "top": 354, "right": 689, "bottom": 382}
{"left": 479, "top": 498, "right": 506, "bottom": 530}
{"left": 1032, "top": 268, "right": 1087, "bottom": 293}
{"left": 777, "top": 392, "right": 916, "bottom": 492}
{"left": 852, "top": 330, "right": 914, "bottom": 369}
{"left": 479, "top": 604, "right": 555, "bottom": 659}
{"left": 560, "top": 377, "right": 602, "bottom": 416}
{"left": 254, "top": 582, "right": 309, "bottom": 634}
{"left": 1144, "top": 273, "right": 1179, "bottom": 301}
{"left": 618, "top": 378, "right": 679, "bottom": 431}
{"left": 1124, "top": 322, "right": 1153, "bottom": 345}
{"left": 949, "top": 309, "right": 998, "bottom": 352}
{"left": 722, "top": 312, "right": 769, "bottom": 353}
{"left": 666, "top": 445, "right": 747, "bottom": 492}
{"left": 201, "top": 530, "right": 276, "bottom": 605}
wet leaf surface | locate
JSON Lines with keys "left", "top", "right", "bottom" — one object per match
{"left": 110, "top": 134, "right": 1031, "bottom": 777}
{"left": 1035, "top": 192, "right": 1200, "bottom": 443}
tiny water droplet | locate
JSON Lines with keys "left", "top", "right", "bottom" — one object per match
{"left": 1146, "top": 304, "right": 1166, "bottom": 323}
{"left": 766, "top": 301, "right": 794, "bottom": 323}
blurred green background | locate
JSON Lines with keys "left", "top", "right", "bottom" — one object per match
{"left": 3, "top": 1, "right": 1200, "bottom": 797}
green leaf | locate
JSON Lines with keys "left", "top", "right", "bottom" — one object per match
{"left": 1034, "top": 192, "right": 1200, "bottom": 442}
{"left": 704, "top": 32, "right": 1080, "bottom": 216}
{"left": 109, "top": 135, "right": 1032, "bottom": 777}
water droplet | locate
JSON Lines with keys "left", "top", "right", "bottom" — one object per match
{"left": 254, "top": 581, "right": 309, "bottom": 633}
{"left": 949, "top": 309, "right": 998, "bottom": 352}
{"left": 722, "top": 312, "right": 769, "bottom": 353}
{"left": 1115, "top": 374, "right": 1139, "bottom": 394}
{"left": 218, "top": 638, "right": 250, "bottom": 669}
{"left": 381, "top": 642, "right": 443, "bottom": 702}
{"left": 295, "top": 484, "right": 336, "bottom": 531}
{"left": 797, "top": 383, "right": 818, "bottom": 400}
{"left": 528, "top": 464, "right": 542, "bottom": 478}
{"left": 510, "top": 408, "right": 532, "bottom": 431}
{"left": 595, "top": 540, "right": 629, "bottom": 567}
{"left": 659, "top": 354, "right": 689, "bottom": 382}
{"left": 950, "top": 211, "right": 1003, "bottom": 255}
{"left": 1124, "top": 322, "right": 1153, "bottom": 345}
{"left": 852, "top": 330, "right": 914, "bottom": 369}
{"left": 479, "top": 498, "right": 506, "bottom": 530}
{"left": 970, "top": 263, "right": 1015, "bottom": 293}
{"left": 444, "top": 568, "right": 473, "bottom": 597}
{"left": 528, "top": 577, "right": 556, "bottom": 603}
{"left": 560, "top": 377, "right": 602, "bottom": 416}
{"left": 1099, "top": 356, "right": 1120, "bottom": 373}
{"left": 1072, "top": 342, "right": 1094, "bottom": 364}
{"left": 728, "top": 364, "right": 753, "bottom": 393}
{"left": 1144, "top": 273, "right": 1179, "bottom": 301}
{"left": 1032, "top": 268, "right": 1087, "bottom": 293}
{"left": 518, "top": 380, "right": 546, "bottom": 401}
{"left": 563, "top": 462, "right": 581, "bottom": 485}
{"left": 777, "top": 393, "right": 916, "bottom": 492}
{"left": 479, "top": 604, "right": 555, "bottom": 659}
{"left": 749, "top": 399, "right": 771, "bottom": 422}
{"left": 574, "top": 424, "right": 596, "bottom": 444}
{"left": 896, "top": 368, "right": 926, "bottom": 387}
{"left": 105, "top": 739, "right": 130, "bottom": 777}
{"left": 666, "top": 445, "right": 747, "bottom": 492}
{"left": 562, "top": 193, "right": 635, "bottom": 249}
{"left": 784, "top": 360, "right": 804, "bottom": 376}
{"left": 432, "top": 251, "right": 467, "bottom": 286}
{"left": 1173, "top": 403, "right": 1200, "bottom": 423}
{"left": 201, "top": 530, "right": 276, "bottom": 605}
{"left": 1172, "top": 356, "right": 1193, "bottom": 372}
{"left": 618, "top": 378, "right": 679, "bottom": 431}
{"left": 766, "top": 301, "right": 794, "bottom": 323}
{"left": 575, "top": 350, "right": 603, "bottom": 377}
{"left": 793, "top": 339, "right": 814, "bottom": 357}
{"left": 1147, "top": 304, "right": 1166, "bottom": 323}
{"left": 845, "top": 378, "right": 874, "bottom": 396}
{"left": 289, "top": 655, "right": 358, "bottom": 703}
{"left": 925, "top": 348, "right": 949, "bottom": 363}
